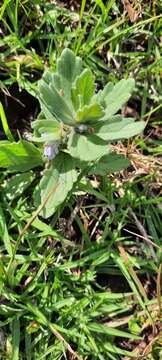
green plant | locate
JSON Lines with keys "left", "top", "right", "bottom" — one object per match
{"left": 0, "top": 48, "right": 145, "bottom": 218}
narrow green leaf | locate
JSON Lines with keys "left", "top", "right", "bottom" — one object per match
{"left": 88, "top": 322, "right": 140, "bottom": 339}
{"left": 80, "top": 0, "right": 86, "bottom": 20}
{"left": 0, "top": 101, "right": 14, "bottom": 142}
{"left": 11, "top": 319, "right": 20, "bottom": 360}
{"left": 25, "top": 331, "right": 32, "bottom": 360}
{"left": 103, "top": 342, "right": 136, "bottom": 357}
{"left": 93, "top": 0, "right": 106, "bottom": 15}
{"left": 0, "top": 207, "right": 12, "bottom": 256}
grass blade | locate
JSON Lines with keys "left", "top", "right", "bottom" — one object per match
{"left": 0, "top": 207, "right": 13, "bottom": 256}
{"left": 11, "top": 319, "right": 20, "bottom": 360}
{"left": 0, "top": 101, "right": 14, "bottom": 141}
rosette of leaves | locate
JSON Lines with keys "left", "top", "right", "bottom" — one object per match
{"left": 31, "top": 48, "right": 145, "bottom": 218}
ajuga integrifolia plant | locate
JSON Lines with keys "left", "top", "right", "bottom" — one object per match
{"left": 29, "top": 48, "right": 145, "bottom": 218}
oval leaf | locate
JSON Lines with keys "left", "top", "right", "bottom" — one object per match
{"left": 103, "top": 78, "right": 135, "bottom": 116}
{"left": 96, "top": 119, "right": 145, "bottom": 140}
{"left": 89, "top": 153, "right": 130, "bottom": 175}
{"left": 68, "top": 131, "right": 110, "bottom": 161}
{"left": 34, "top": 153, "right": 78, "bottom": 218}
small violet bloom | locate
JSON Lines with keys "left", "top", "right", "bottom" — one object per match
{"left": 44, "top": 141, "right": 60, "bottom": 160}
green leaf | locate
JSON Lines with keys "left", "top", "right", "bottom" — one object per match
{"left": 32, "top": 119, "right": 60, "bottom": 133}
{"left": 0, "top": 140, "right": 43, "bottom": 172}
{"left": 0, "top": 207, "right": 12, "bottom": 256}
{"left": 25, "top": 331, "right": 32, "bottom": 360}
{"left": 93, "top": 0, "right": 106, "bottom": 16}
{"left": 95, "top": 82, "right": 113, "bottom": 106}
{"left": 103, "top": 342, "right": 137, "bottom": 357}
{"left": 96, "top": 118, "right": 145, "bottom": 140}
{"left": 89, "top": 153, "right": 130, "bottom": 175}
{"left": 51, "top": 73, "right": 62, "bottom": 91}
{"left": 40, "top": 102, "right": 60, "bottom": 124}
{"left": 128, "top": 318, "right": 141, "bottom": 335}
{"left": 88, "top": 322, "right": 140, "bottom": 339}
{"left": 39, "top": 49, "right": 82, "bottom": 122}
{"left": 68, "top": 131, "right": 110, "bottom": 161}
{"left": 101, "top": 79, "right": 135, "bottom": 117}
{"left": 11, "top": 319, "right": 20, "bottom": 360}
{"left": 42, "top": 70, "right": 53, "bottom": 85}
{"left": 0, "top": 101, "right": 14, "bottom": 142}
{"left": 39, "top": 81, "right": 75, "bottom": 125}
{"left": 76, "top": 103, "right": 104, "bottom": 123}
{"left": 57, "top": 48, "right": 82, "bottom": 88}
{"left": 32, "top": 133, "right": 61, "bottom": 143}
{"left": 34, "top": 153, "right": 78, "bottom": 218}
{"left": 32, "top": 119, "right": 62, "bottom": 142}
{"left": 2, "top": 171, "right": 35, "bottom": 200}
{"left": 71, "top": 69, "right": 95, "bottom": 110}
{"left": 45, "top": 49, "right": 83, "bottom": 102}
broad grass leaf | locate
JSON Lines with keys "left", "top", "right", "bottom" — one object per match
{"left": 34, "top": 153, "right": 77, "bottom": 218}
{"left": 0, "top": 140, "right": 43, "bottom": 172}
{"left": 89, "top": 153, "right": 130, "bottom": 175}
{"left": 68, "top": 132, "right": 110, "bottom": 161}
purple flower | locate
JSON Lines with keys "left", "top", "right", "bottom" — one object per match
{"left": 44, "top": 141, "right": 60, "bottom": 160}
